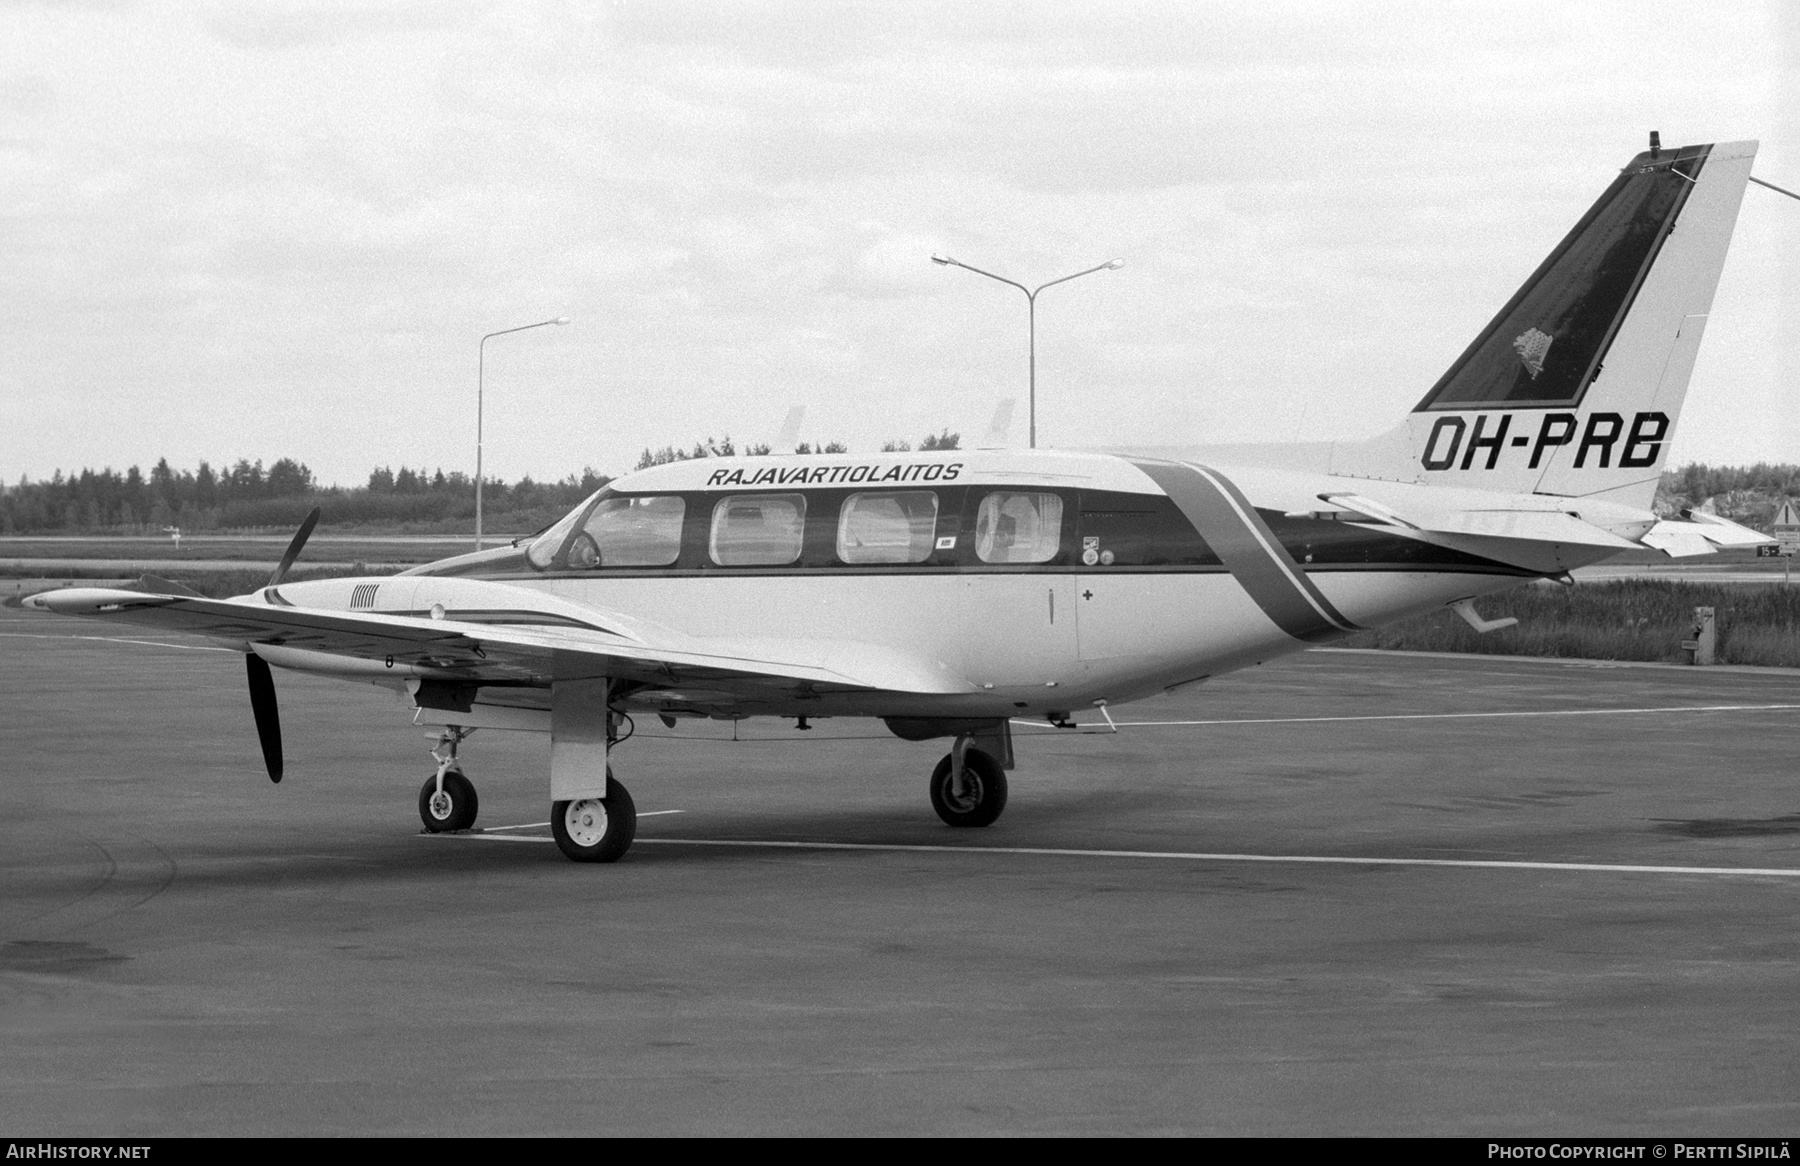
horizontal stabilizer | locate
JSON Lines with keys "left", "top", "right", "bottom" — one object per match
{"left": 1638, "top": 527, "right": 1714, "bottom": 558}
{"left": 1318, "top": 488, "right": 1646, "bottom": 574}
{"left": 1641, "top": 513, "right": 1773, "bottom": 558}
{"left": 1410, "top": 510, "right": 1640, "bottom": 550}
{"left": 1683, "top": 510, "right": 1774, "bottom": 546}
{"left": 1321, "top": 492, "right": 1641, "bottom": 549}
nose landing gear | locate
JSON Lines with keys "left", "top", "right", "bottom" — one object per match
{"left": 929, "top": 734, "right": 1007, "bottom": 827}
{"left": 418, "top": 726, "right": 479, "bottom": 833}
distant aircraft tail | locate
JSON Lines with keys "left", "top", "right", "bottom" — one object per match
{"left": 1333, "top": 139, "right": 1757, "bottom": 508}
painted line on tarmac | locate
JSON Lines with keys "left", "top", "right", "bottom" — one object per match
{"left": 1012, "top": 703, "right": 1800, "bottom": 732}
{"left": 454, "top": 810, "right": 687, "bottom": 841}
{"left": 626, "top": 838, "right": 1800, "bottom": 878}
{"left": 0, "top": 632, "right": 235, "bottom": 652}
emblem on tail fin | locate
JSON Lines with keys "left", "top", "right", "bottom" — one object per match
{"left": 1512, "top": 328, "right": 1553, "bottom": 379}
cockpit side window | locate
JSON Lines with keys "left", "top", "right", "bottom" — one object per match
{"left": 975, "top": 491, "right": 1063, "bottom": 564}
{"left": 567, "top": 495, "right": 686, "bottom": 569}
{"left": 837, "top": 491, "right": 939, "bottom": 564}
{"left": 710, "top": 494, "right": 806, "bottom": 566}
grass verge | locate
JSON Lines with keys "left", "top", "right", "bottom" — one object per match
{"left": 1341, "top": 579, "right": 1800, "bottom": 666}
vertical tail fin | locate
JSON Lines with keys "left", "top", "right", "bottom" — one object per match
{"left": 1333, "top": 140, "right": 1757, "bottom": 507}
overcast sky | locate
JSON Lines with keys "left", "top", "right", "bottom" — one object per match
{"left": 3, "top": 0, "right": 1795, "bottom": 488}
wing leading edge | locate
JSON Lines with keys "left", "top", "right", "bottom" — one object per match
{"left": 23, "top": 587, "right": 970, "bottom": 700}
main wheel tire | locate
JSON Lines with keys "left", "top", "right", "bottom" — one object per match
{"left": 929, "top": 747, "right": 1008, "bottom": 828}
{"left": 551, "top": 774, "right": 636, "bottom": 863}
{"left": 418, "top": 769, "right": 479, "bottom": 832}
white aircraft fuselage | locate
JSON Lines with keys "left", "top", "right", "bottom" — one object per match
{"left": 279, "top": 447, "right": 1568, "bottom": 726}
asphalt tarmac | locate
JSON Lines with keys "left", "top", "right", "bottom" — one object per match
{"left": 4, "top": 605, "right": 1799, "bottom": 1136}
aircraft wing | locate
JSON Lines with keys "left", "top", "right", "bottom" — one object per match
{"left": 23, "top": 586, "right": 969, "bottom": 701}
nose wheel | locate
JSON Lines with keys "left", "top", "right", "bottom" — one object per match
{"left": 419, "top": 769, "right": 479, "bottom": 832}
{"left": 929, "top": 739, "right": 1007, "bottom": 827}
{"left": 418, "top": 726, "right": 479, "bottom": 833}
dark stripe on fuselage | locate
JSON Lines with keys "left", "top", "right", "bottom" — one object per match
{"left": 1131, "top": 460, "right": 1363, "bottom": 644}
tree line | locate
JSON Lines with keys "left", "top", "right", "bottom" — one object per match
{"left": 1657, "top": 463, "right": 1800, "bottom": 526}
{"left": 631, "top": 430, "right": 957, "bottom": 469}
{"left": 0, "top": 457, "right": 610, "bottom": 535}
{"left": 0, "top": 431, "right": 962, "bottom": 534}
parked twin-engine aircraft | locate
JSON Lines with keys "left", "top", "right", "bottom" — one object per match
{"left": 28, "top": 138, "right": 1773, "bottom": 862}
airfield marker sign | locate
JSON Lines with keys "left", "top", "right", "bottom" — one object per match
{"left": 1772, "top": 500, "right": 1800, "bottom": 586}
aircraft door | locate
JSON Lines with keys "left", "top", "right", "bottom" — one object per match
{"left": 959, "top": 489, "right": 1078, "bottom": 688}
{"left": 961, "top": 575, "right": 1078, "bottom": 686}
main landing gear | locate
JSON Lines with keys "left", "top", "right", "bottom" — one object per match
{"left": 929, "top": 734, "right": 1008, "bottom": 828}
{"left": 551, "top": 773, "right": 637, "bottom": 863}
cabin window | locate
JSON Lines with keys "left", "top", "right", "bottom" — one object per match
{"left": 566, "top": 494, "right": 686, "bottom": 568}
{"left": 710, "top": 494, "right": 807, "bottom": 566}
{"left": 975, "top": 491, "right": 1063, "bottom": 564}
{"left": 837, "top": 491, "right": 939, "bottom": 564}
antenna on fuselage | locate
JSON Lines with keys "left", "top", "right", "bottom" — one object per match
{"left": 979, "top": 398, "right": 1016, "bottom": 449}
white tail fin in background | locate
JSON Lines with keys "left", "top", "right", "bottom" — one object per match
{"left": 980, "top": 398, "right": 1017, "bottom": 448}
{"left": 775, "top": 405, "right": 806, "bottom": 454}
{"left": 1332, "top": 140, "right": 1757, "bottom": 509}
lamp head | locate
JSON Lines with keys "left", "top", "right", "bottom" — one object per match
{"left": 1104, "top": 259, "right": 1125, "bottom": 270}
{"left": 553, "top": 316, "right": 570, "bottom": 325}
{"left": 931, "top": 254, "right": 955, "bottom": 266}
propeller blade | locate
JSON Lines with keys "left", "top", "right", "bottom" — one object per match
{"left": 245, "top": 653, "right": 283, "bottom": 783}
{"left": 267, "top": 506, "right": 322, "bottom": 589}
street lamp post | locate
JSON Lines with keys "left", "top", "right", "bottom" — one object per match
{"left": 931, "top": 255, "right": 1122, "bottom": 449}
{"left": 476, "top": 316, "right": 569, "bottom": 551}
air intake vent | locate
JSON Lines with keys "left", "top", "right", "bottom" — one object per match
{"left": 350, "top": 583, "right": 379, "bottom": 610}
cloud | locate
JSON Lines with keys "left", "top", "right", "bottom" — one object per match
{"left": 0, "top": 0, "right": 1790, "bottom": 484}
{"left": 200, "top": 0, "right": 457, "bottom": 51}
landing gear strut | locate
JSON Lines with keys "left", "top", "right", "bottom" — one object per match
{"left": 418, "top": 726, "right": 479, "bottom": 833}
{"left": 929, "top": 734, "right": 1007, "bottom": 827}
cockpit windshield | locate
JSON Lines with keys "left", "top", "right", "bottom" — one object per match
{"left": 526, "top": 490, "right": 605, "bottom": 570}
{"left": 526, "top": 489, "right": 688, "bottom": 571}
